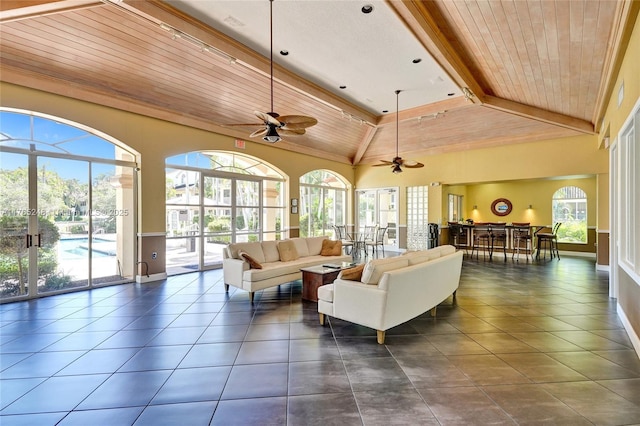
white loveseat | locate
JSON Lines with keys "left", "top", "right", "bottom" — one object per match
{"left": 318, "top": 245, "right": 463, "bottom": 344}
{"left": 223, "top": 236, "right": 352, "bottom": 302}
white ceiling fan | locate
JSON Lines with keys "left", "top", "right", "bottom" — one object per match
{"left": 374, "top": 90, "right": 424, "bottom": 173}
{"left": 224, "top": 0, "right": 317, "bottom": 143}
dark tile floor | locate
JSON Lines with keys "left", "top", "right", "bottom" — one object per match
{"left": 2, "top": 255, "right": 640, "bottom": 425}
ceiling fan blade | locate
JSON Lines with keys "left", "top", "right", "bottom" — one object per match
{"left": 255, "top": 111, "right": 281, "bottom": 126}
{"left": 402, "top": 161, "right": 425, "bottom": 168}
{"left": 278, "top": 115, "right": 318, "bottom": 130}
{"left": 279, "top": 128, "right": 306, "bottom": 136}
{"left": 249, "top": 127, "right": 268, "bottom": 138}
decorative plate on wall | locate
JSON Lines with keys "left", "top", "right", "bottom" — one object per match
{"left": 491, "top": 198, "right": 513, "bottom": 216}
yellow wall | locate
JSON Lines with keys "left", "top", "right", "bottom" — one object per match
{"left": 461, "top": 177, "right": 597, "bottom": 226}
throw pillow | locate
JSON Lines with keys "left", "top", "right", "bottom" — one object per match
{"left": 339, "top": 264, "right": 365, "bottom": 281}
{"left": 277, "top": 240, "right": 299, "bottom": 262}
{"left": 320, "top": 239, "right": 342, "bottom": 256}
{"left": 239, "top": 251, "right": 263, "bottom": 269}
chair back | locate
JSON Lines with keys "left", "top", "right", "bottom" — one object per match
{"left": 334, "top": 225, "right": 350, "bottom": 241}
{"left": 552, "top": 222, "right": 562, "bottom": 235}
{"left": 375, "top": 226, "right": 387, "bottom": 244}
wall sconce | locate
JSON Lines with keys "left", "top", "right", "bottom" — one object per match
{"left": 528, "top": 204, "right": 533, "bottom": 209}
{"left": 473, "top": 205, "right": 478, "bottom": 210}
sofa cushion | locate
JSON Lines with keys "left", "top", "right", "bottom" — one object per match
{"left": 278, "top": 240, "right": 299, "bottom": 261}
{"left": 239, "top": 251, "right": 263, "bottom": 269}
{"left": 306, "top": 236, "right": 327, "bottom": 255}
{"left": 261, "top": 240, "right": 280, "bottom": 263}
{"left": 339, "top": 264, "right": 365, "bottom": 281}
{"left": 290, "top": 238, "right": 310, "bottom": 257}
{"left": 404, "top": 250, "right": 440, "bottom": 265}
{"left": 321, "top": 239, "right": 342, "bottom": 256}
{"left": 361, "top": 257, "right": 409, "bottom": 285}
{"left": 227, "top": 242, "right": 266, "bottom": 263}
{"left": 317, "top": 283, "right": 334, "bottom": 302}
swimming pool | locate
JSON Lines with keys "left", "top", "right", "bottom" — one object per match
{"left": 58, "top": 238, "right": 115, "bottom": 259}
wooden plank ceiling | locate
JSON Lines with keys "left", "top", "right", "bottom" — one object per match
{"left": 0, "top": 0, "right": 633, "bottom": 166}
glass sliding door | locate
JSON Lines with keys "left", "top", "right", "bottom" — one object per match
{"left": 0, "top": 152, "right": 31, "bottom": 299}
{"left": 202, "top": 175, "right": 232, "bottom": 269}
{"left": 356, "top": 188, "right": 398, "bottom": 250}
{"left": 38, "top": 157, "right": 90, "bottom": 295}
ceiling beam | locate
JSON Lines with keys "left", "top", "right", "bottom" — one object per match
{"left": 0, "top": 0, "right": 100, "bottom": 23}
{"left": 352, "top": 125, "right": 378, "bottom": 166}
{"left": 481, "top": 96, "right": 594, "bottom": 134}
{"left": 376, "top": 97, "right": 471, "bottom": 126}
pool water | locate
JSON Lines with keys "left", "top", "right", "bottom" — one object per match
{"left": 58, "top": 238, "right": 115, "bottom": 260}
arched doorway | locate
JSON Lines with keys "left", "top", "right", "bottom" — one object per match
{"left": 0, "top": 109, "right": 138, "bottom": 302}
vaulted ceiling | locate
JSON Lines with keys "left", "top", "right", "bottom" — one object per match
{"left": 1, "top": 1, "right": 637, "bottom": 166}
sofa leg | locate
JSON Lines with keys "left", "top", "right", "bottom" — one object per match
{"left": 249, "top": 292, "right": 254, "bottom": 303}
{"left": 224, "top": 284, "right": 229, "bottom": 292}
{"left": 452, "top": 290, "right": 457, "bottom": 305}
{"left": 319, "top": 313, "right": 326, "bottom": 326}
{"left": 430, "top": 306, "right": 437, "bottom": 317}
{"left": 376, "top": 330, "right": 386, "bottom": 345}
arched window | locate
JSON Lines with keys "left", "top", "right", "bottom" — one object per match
{"left": 0, "top": 109, "right": 138, "bottom": 301}
{"left": 165, "top": 151, "right": 286, "bottom": 274}
{"left": 299, "top": 170, "right": 349, "bottom": 238}
{"left": 552, "top": 186, "right": 587, "bottom": 243}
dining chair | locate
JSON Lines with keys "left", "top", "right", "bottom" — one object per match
{"left": 511, "top": 222, "right": 533, "bottom": 261}
{"left": 365, "top": 226, "right": 387, "bottom": 258}
{"left": 536, "top": 222, "right": 561, "bottom": 260}
{"left": 333, "top": 225, "right": 353, "bottom": 255}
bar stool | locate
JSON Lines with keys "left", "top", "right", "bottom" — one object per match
{"left": 536, "top": 223, "right": 561, "bottom": 260}
{"left": 511, "top": 222, "right": 533, "bottom": 261}
{"left": 471, "top": 222, "right": 492, "bottom": 261}
{"left": 489, "top": 222, "right": 507, "bottom": 261}
{"left": 448, "top": 222, "right": 468, "bottom": 255}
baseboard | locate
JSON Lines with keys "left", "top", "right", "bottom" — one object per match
{"left": 618, "top": 303, "right": 640, "bottom": 358}
{"left": 596, "top": 263, "right": 610, "bottom": 272}
{"left": 136, "top": 272, "right": 167, "bottom": 283}
{"left": 557, "top": 251, "right": 596, "bottom": 259}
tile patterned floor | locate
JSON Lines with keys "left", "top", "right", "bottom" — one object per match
{"left": 2, "top": 255, "right": 640, "bottom": 425}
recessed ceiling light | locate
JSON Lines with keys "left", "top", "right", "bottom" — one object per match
{"left": 448, "top": 93, "right": 455, "bottom": 96}
{"left": 412, "top": 58, "right": 422, "bottom": 64}
{"left": 280, "top": 50, "right": 289, "bottom": 56}
{"left": 361, "top": 4, "right": 374, "bottom": 14}
{"left": 382, "top": 110, "right": 389, "bottom": 113}
{"left": 339, "top": 85, "right": 347, "bottom": 89}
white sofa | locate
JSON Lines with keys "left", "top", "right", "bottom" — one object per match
{"left": 318, "top": 245, "right": 463, "bottom": 344}
{"left": 223, "top": 236, "right": 352, "bottom": 302}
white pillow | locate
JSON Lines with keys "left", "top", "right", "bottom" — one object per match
{"left": 361, "top": 257, "right": 409, "bottom": 285}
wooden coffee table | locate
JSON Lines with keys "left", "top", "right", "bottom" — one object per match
{"left": 300, "top": 263, "right": 355, "bottom": 302}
